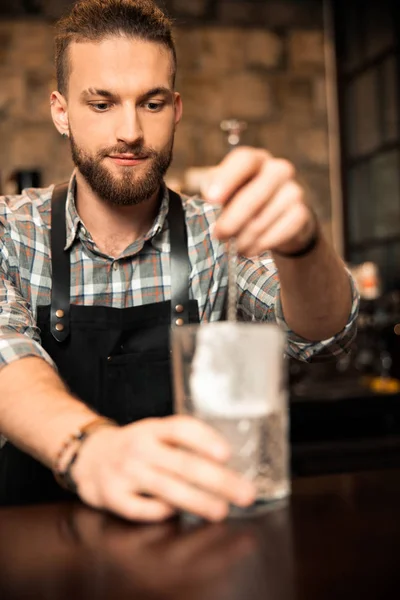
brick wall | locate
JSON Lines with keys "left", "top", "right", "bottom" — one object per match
{"left": 0, "top": 0, "right": 331, "bottom": 229}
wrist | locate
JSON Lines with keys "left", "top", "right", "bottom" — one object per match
{"left": 53, "top": 417, "right": 118, "bottom": 494}
{"left": 71, "top": 425, "right": 118, "bottom": 494}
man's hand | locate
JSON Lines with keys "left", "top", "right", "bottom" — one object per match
{"left": 72, "top": 415, "right": 256, "bottom": 522}
{"left": 202, "top": 147, "right": 317, "bottom": 257}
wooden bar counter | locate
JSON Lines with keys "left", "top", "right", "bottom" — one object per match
{"left": 1, "top": 469, "right": 399, "bottom": 600}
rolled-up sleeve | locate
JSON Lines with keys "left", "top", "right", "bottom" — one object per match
{"left": 236, "top": 255, "right": 359, "bottom": 362}
{"left": 0, "top": 237, "right": 54, "bottom": 372}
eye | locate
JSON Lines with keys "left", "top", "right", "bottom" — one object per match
{"left": 145, "top": 101, "right": 164, "bottom": 112}
{"left": 90, "top": 102, "right": 112, "bottom": 112}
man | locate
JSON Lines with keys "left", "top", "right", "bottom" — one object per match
{"left": 0, "top": 0, "right": 358, "bottom": 521}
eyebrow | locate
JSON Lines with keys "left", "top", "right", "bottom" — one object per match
{"left": 80, "top": 88, "right": 115, "bottom": 100}
{"left": 80, "top": 86, "right": 173, "bottom": 102}
{"left": 139, "top": 87, "right": 173, "bottom": 101}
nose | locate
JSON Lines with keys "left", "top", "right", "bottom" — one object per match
{"left": 115, "top": 103, "right": 144, "bottom": 145}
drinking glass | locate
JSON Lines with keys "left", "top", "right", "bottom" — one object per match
{"left": 171, "top": 322, "right": 290, "bottom": 517}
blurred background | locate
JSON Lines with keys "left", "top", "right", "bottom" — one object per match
{"left": 1, "top": 0, "right": 400, "bottom": 475}
{"left": 1, "top": 0, "right": 399, "bottom": 287}
{"left": 0, "top": 0, "right": 332, "bottom": 240}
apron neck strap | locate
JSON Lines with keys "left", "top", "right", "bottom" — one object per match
{"left": 50, "top": 183, "right": 70, "bottom": 342}
{"left": 50, "top": 184, "right": 191, "bottom": 341}
{"left": 167, "top": 189, "right": 190, "bottom": 328}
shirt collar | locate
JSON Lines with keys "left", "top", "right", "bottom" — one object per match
{"left": 65, "top": 172, "right": 80, "bottom": 250}
{"left": 64, "top": 171, "right": 171, "bottom": 253}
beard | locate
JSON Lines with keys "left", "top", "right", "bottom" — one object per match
{"left": 69, "top": 130, "right": 173, "bottom": 206}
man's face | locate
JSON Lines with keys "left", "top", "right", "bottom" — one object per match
{"left": 62, "top": 36, "right": 181, "bottom": 206}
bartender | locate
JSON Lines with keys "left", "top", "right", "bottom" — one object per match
{"left": 0, "top": 0, "right": 358, "bottom": 522}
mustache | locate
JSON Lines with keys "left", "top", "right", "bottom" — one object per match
{"left": 98, "top": 143, "right": 158, "bottom": 159}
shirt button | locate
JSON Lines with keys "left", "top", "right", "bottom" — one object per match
{"left": 113, "top": 262, "right": 119, "bottom": 271}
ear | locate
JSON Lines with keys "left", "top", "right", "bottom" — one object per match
{"left": 50, "top": 91, "right": 69, "bottom": 136}
{"left": 174, "top": 92, "right": 183, "bottom": 126}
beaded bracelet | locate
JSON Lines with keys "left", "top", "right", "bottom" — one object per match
{"left": 53, "top": 417, "right": 117, "bottom": 493}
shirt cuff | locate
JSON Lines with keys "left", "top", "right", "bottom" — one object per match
{"left": 0, "top": 333, "right": 56, "bottom": 372}
{"left": 274, "top": 271, "right": 360, "bottom": 362}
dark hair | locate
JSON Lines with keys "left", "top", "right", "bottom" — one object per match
{"left": 54, "top": 0, "right": 176, "bottom": 95}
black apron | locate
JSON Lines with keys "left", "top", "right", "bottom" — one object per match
{"left": 0, "top": 184, "right": 200, "bottom": 506}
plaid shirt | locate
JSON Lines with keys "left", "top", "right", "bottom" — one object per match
{"left": 0, "top": 172, "right": 359, "bottom": 371}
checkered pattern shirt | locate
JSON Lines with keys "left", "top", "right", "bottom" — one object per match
{"left": 0, "top": 172, "right": 359, "bottom": 371}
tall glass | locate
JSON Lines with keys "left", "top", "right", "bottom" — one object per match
{"left": 171, "top": 322, "right": 290, "bottom": 517}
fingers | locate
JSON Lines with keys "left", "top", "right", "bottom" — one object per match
{"left": 253, "top": 202, "right": 311, "bottom": 256}
{"left": 105, "top": 488, "right": 176, "bottom": 523}
{"left": 201, "top": 146, "right": 316, "bottom": 256}
{"left": 202, "top": 147, "right": 271, "bottom": 206}
{"left": 137, "top": 466, "right": 230, "bottom": 521}
{"left": 77, "top": 416, "right": 255, "bottom": 524}
{"left": 122, "top": 417, "right": 255, "bottom": 521}
{"left": 214, "top": 158, "right": 295, "bottom": 240}
{"left": 156, "top": 415, "right": 232, "bottom": 463}
{"left": 148, "top": 444, "right": 256, "bottom": 508}
{"left": 234, "top": 181, "right": 305, "bottom": 256}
